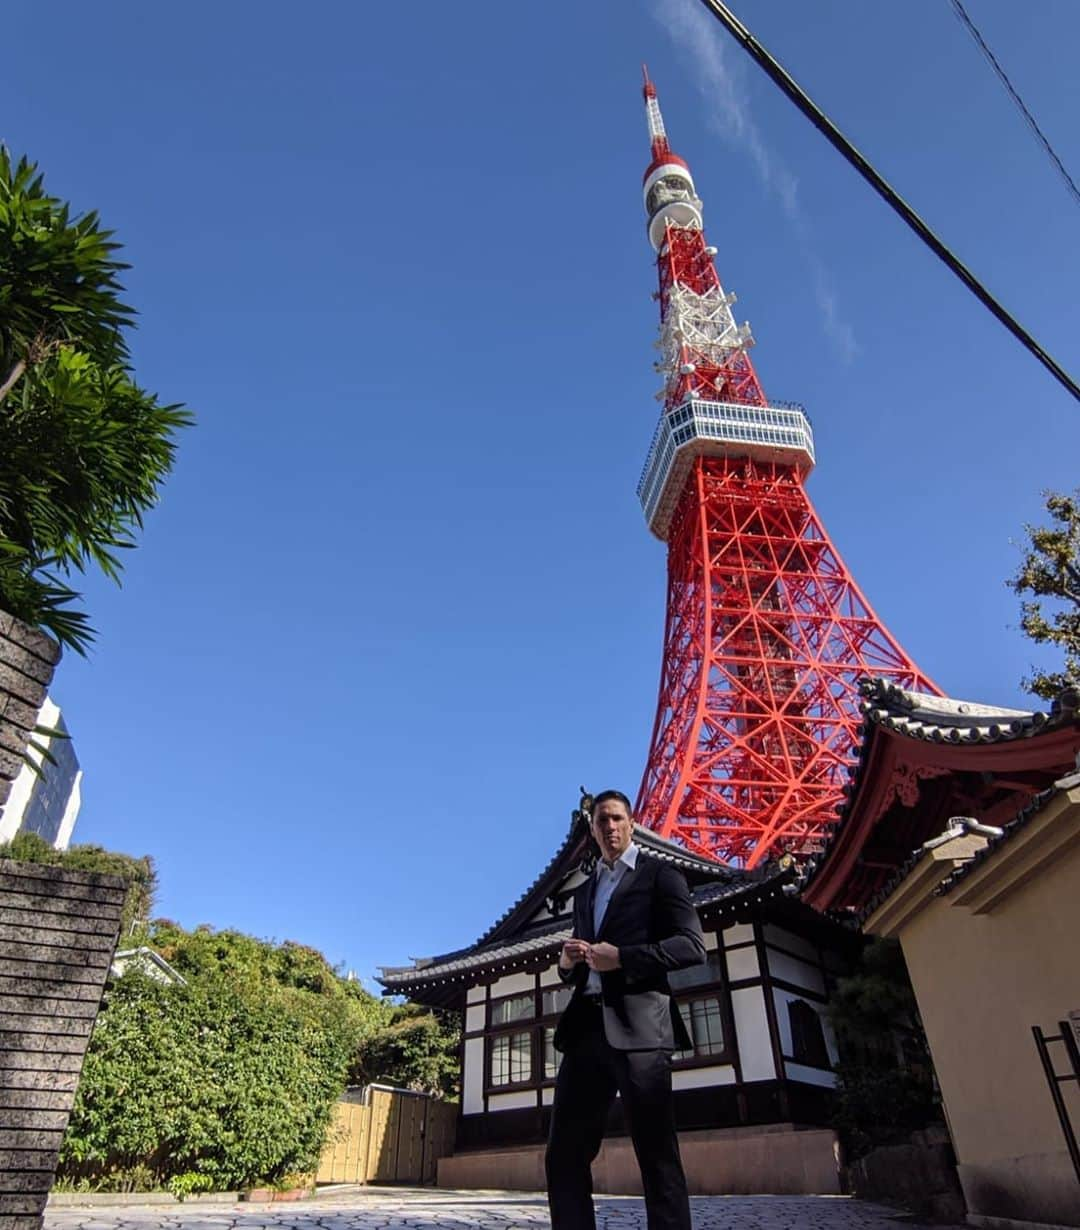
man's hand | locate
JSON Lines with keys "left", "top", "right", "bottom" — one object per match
{"left": 585, "top": 942, "right": 621, "bottom": 973}
{"left": 559, "top": 939, "right": 590, "bottom": 971}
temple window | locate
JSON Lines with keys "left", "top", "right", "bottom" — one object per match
{"left": 489, "top": 993, "right": 534, "bottom": 1027}
{"left": 669, "top": 950, "right": 725, "bottom": 991}
{"left": 676, "top": 995, "right": 727, "bottom": 1059}
{"left": 543, "top": 1027, "right": 561, "bottom": 1080}
{"left": 489, "top": 1030, "right": 532, "bottom": 1086}
{"left": 542, "top": 985, "right": 572, "bottom": 1016}
{"left": 788, "top": 998, "right": 831, "bottom": 1068}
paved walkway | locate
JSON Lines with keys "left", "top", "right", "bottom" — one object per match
{"left": 45, "top": 1186, "right": 948, "bottom": 1230}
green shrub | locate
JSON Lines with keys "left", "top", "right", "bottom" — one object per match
{"left": 0, "top": 831, "right": 156, "bottom": 935}
{"left": 60, "top": 971, "right": 355, "bottom": 1189}
{"left": 57, "top": 920, "right": 460, "bottom": 1189}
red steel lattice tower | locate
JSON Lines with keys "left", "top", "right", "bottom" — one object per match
{"left": 634, "top": 71, "right": 937, "bottom": 867}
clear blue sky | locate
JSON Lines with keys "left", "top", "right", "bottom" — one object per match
{"left": 4, "top": 1, "right": 1078, "bottom": 986}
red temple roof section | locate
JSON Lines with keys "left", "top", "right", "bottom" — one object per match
{"left": 800, "top": 679, "right": 1080, "bottom": 914}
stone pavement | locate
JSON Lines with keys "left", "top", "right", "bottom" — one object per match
{"left": 45, "top": 1186, "right": 953, "bottom": 1230}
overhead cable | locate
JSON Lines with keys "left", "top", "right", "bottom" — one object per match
{"left": 691, "top": 0, "right": 1080, "bottom": 404}
{"left": 949, "top": 0, "right": 1080, "bottom": 212}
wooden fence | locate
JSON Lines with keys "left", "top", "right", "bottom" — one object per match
{"left": 316, "top": 1087, "right": 457, "bottom": 1186}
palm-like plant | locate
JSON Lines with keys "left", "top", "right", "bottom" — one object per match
{"left": 0, "top": 149, "right": 191, "bottom": 651}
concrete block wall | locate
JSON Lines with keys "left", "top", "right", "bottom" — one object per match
{"left": 0, "top": 857, "right": 126, "bottom": 1230}
{"left": 438, "top": 1123, "right": 842, "bottom": 1195}
{"left": 0, "top": 613, "right": 61, "bottom": 821}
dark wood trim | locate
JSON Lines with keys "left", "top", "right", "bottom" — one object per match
{"left": 754, "top": 921, "right": 788, "bottom": 1117}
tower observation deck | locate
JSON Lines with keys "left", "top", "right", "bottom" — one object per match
{"left": 633, "top": 70, "right": 937, "bottom": 867}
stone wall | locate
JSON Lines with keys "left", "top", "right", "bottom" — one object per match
{"left": 0, "top": 614, "right": 61, "bottom": 821}
{"left": 849, "top": 1126, "right": 966, "bottom": 1223}
{"left": 0, "top": 857, "right": 126, "bottom": 1230}
{"left": 438, "top": 1123, "right": 841, "bottom": 1195}
{"left": 0, "top": 609, "right": 125, "bottom": 1230}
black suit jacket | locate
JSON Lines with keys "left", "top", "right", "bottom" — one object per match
{"left": 553, "top": 851, "right": 706, "bottom": 1053}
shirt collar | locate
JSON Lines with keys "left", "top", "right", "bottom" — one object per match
{"left": 597, "top": 841, "right": 639, "bottom": 875}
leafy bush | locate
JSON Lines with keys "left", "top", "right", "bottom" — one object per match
{"left": 0, "top": 830, "right": 156, "bottom": 935}
{"left": 826, "top": 939, "right": 943, "bottom": 1160}
{"left": 349, "top": 1003, "right": 460, "bottom": 1099}
{"left": 57, "top": 919, "right": 460, "bottom": 1190}
{"left": 60, "top": 971, "right": 356, "bottom": 1190}
{"left": 167, "top": 1171, "right": 216, "bottom": 1200}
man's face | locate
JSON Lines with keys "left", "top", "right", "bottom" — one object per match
{"left": 590, "top": 797, "right": 633, "bottom": 864}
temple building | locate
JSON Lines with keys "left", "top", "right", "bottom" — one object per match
{"left": 380, "top": 816, "right": 860, "bottom": 1194}
{"left": 803, "top": 679, "right": 1080, "bottom": 1230}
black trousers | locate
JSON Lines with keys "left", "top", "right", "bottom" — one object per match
{"left": 545, "top": 1005, "right": 692, "bottom": 1230}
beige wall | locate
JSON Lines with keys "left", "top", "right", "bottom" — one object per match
{"left": 868, "top": 790, "right": 1080, "bottom": 1228}
{"left": 438, "top": 1123, "right": 840, "bottom": 1196}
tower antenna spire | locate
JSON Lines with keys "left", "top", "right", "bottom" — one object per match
{"left": 641, "top": 64, "right": 670, "bottom": 160}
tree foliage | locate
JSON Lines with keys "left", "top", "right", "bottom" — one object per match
{"left": 348, "top": 1002, "right": 460, "bottom": 1099}
{"left": 0, "top": 148, "right": 191, "bottom": 651}
{"left": 1008, "top": 489, "right": 1080, "bottom": 701}
{"left": 826, "top": 939, "right": 942, "bottom": 1160}
{"left": 0, "top": 830, "right": 156, "bottom": 936}
{"left": 57, "top": 918, "right": 459, "bottom": 1191}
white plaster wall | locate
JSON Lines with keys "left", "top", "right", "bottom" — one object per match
{"left": 467, "top": 985, "right": 486, "bottom": 1005}
{"left": 540, "top": 964, "right": 563, "bottom": 987}
{"left": 488, "top": 1089, "right": 536, "bottom": 1111}
{"left": 490, "top": 971, "right": 535, "bottom": 997}
{"left": 703, "top": 929, "right": 719, "bottom": 952}
{"left": 766, "top": 949, "right": 825, "bottom": 995}
{"left": 762, "top": 923, "right": 819, "bottom": 963}
{"left": 730, "top": 986, "right": 775, "bottom": 1080}
{"left": 463, "top": 1037, "right": 485, "bottom": 1113}
{"left": 672, "top": 1064, "right": 736, "bottom": 1090}
{"left": 465, "top": 1005, "right": 485, "bottom": 1033}
{"left": 725, "top": 946, "right": 759, "bottom": 981}
{"left": 722, "top": 923, "right": 754, "bottom": 947}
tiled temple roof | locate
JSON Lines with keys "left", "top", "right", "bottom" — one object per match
{"left": 933, "top": 777, "right": 1076, "bottom": 896}
{"left": 799, "top": 678, "right": 1080, "bottom": 904}
{"left": 379, "top": 865, "right": 799, "bottom": 997}
{"left": 857, "top": 678, "right": 1075, "bottom": 745}
{"left": 476, "top": 819, "right": 739, "bottom": 947}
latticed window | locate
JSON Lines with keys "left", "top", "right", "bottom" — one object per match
{"left": 543, "top": 985, "right": 572, "bottom": 1016}
{"left": 490, "top": 993, "right": 534, "bottom": 1027}
{"left": 543, "top": 1027, "right": 561, "bottom": 1080}
{"left": 490, "top": 1031, "right": 531, "bottom": 1086}
{"left": 675, "top": 995, "right": 726, "bottom": 1060}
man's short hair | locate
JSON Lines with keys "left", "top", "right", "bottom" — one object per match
{"left": 590, "top": 789, "right": 633, "bottom": 818}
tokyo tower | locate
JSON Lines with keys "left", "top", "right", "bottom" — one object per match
{"left": 633, "top": 71, "right": 937, "bottom": 867}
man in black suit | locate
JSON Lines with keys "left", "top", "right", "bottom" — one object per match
{"left": 545, "top": 790, "right": 705, "bottom": 1230}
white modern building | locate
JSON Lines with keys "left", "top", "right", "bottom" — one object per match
{"left": 0, "top": 696, "right": 82, "bottom": 850}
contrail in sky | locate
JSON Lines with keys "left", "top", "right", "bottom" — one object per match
{"left": 650, "top": 0, "right": 857, "bottom": 363}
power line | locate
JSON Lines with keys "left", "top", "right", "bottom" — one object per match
{"left": 691, "top": 0, "right": 1080, "bottom": 405}
{"left": 949, "top": 0, "right": 1080, "bottom": 212}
